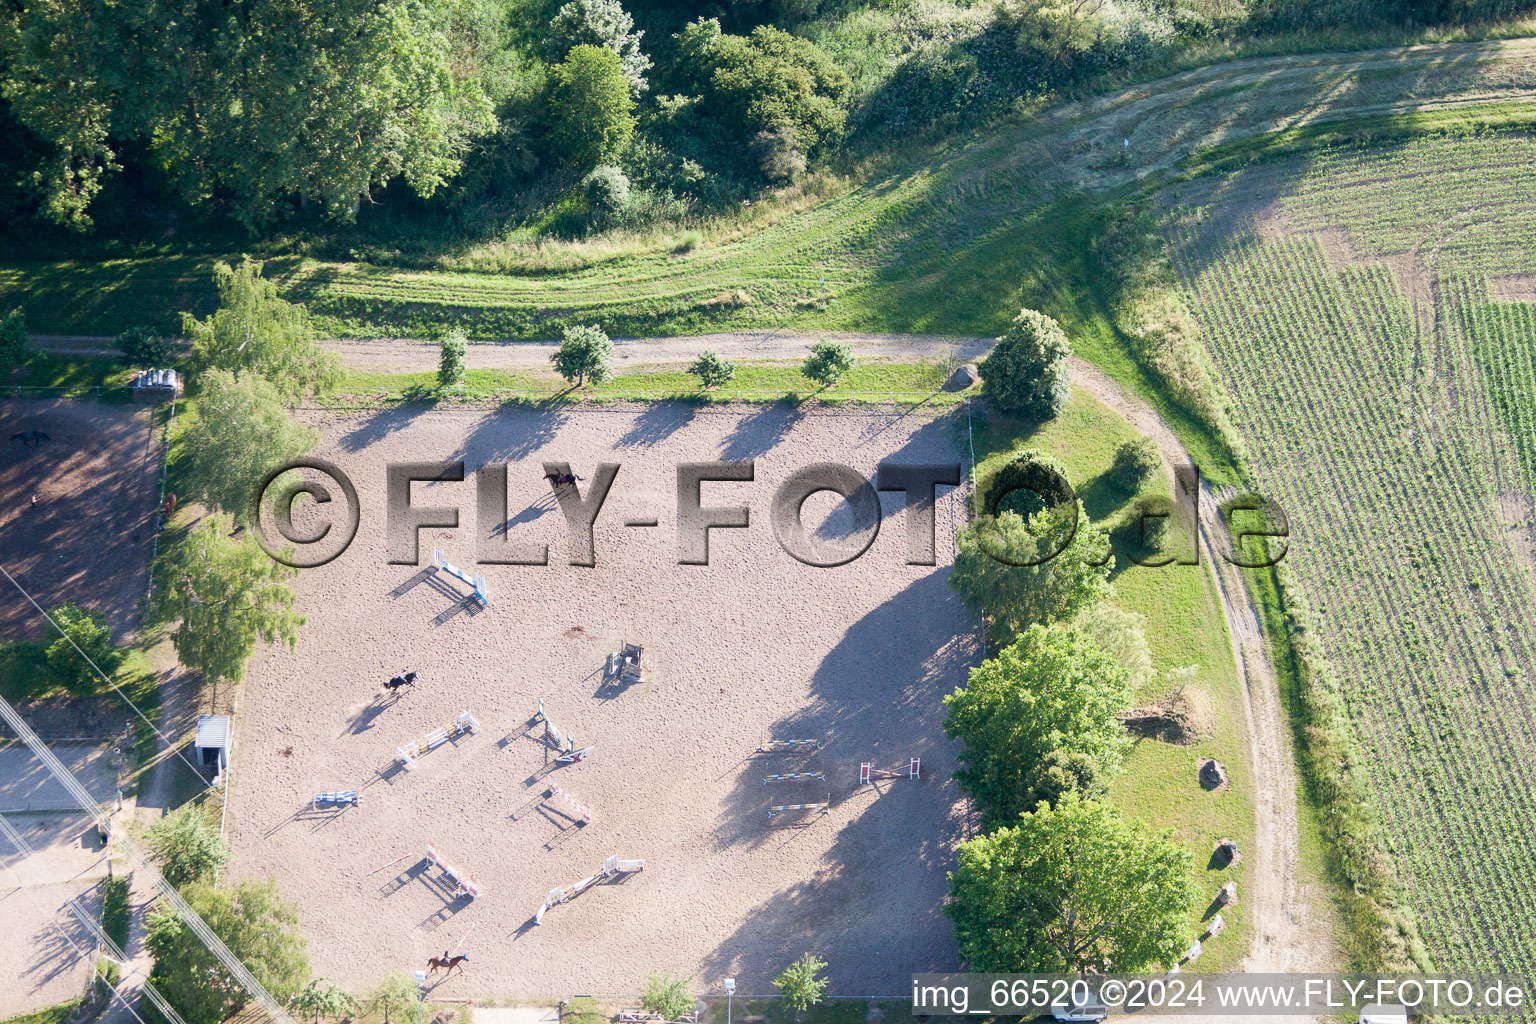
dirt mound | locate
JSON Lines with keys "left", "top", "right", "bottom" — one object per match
{"left": 1118, "top": 682, "right": 1215, "bottom": 744}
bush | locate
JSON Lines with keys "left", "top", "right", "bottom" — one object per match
{"left": 750, "top": 127, "right": 806, "bottom": 184}
{"left": 1023, "top": 747, "right": 1108, "bottom": 808}
{"left": 773, "top": 954, "right": 829, "bottom": 1011}
{"left": 551, "top": 324, "right": 614, "bottom": 386}
{"left": 548, "top": 46, "right": 636, "bottom": 170}
{"left": 438, "top": 327, "right": 468, "bottom": 387}
{"left": 688, "top": 349, "right": 735, "bottom": 389}
{"left": 582, "top": 165, "right": 633, "bottom": 226}
{"left": 102, "top": 874, "right": 131, "bottom": 950}
{"left": 548, "top": 0, "right": 652, "bottom": 93}
{"left": 44, "top": 604, "right": 123, "bottom": 695}
{"left": 674, "top": 229, "right": 702, "bottom": 253}
{"left": 145, "top": 803, "right": 227, "bottom": 888}
{"left": 1111, "top": 437, "right": 1160, "bottom": 491}
{"left": 1121, "top": 494, "right": 1172, "bottom": 552}
{"left": 978, "top": 308, "right": 1071, "bottom": 418}
{"left": 116, "top": 326, "right": 170, "bottom": 368}
{"left": 641, "top": 975, "right": 694, "bottom": 1020}
{"left": 0, "top": 306, "right": 26, "bottom": 374}
{"left": 803, "top": 339, "right": 853, "bottom": 388}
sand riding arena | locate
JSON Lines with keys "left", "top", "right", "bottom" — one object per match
{"left": 225, "top": 402, "right": 979, "bottom": 999}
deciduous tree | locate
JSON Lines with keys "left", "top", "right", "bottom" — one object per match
{"left": 153, "top": 516, "right": 304, "bottom": 686}
{"left": 947, "top": 794, "right": 1195, "bottom": 973}
{"left": 145, "top": 803, "right": 227, "bottom": 888}
{"left": 44, "top": 604, "right": 123, "bottom": 695}
{"left": 949, "top": 503, "right": 1111, "bottom": 642}
{"left": 175, "top": 369, "right": 319, "bottom": 523}
{"left": 145, "top": 878, "right": 309, "bottom": 1024}
{"left": 688, "top": 350, "right": 735, "bottom": 389}
{"left": 773, "top": 954, "right": 829, "bottom": 1011}
{"left": 182, "top": 261, "right": 340, "bottom": 402}
{"left": 978, "top": 308, "right": 1072, "bottom": 419}
{"left": 548, "top": 46, "right": 635, "bottom": 170}
{"left": 551, "top": 324, "right": 614, "bottom": 386}
{"left": 943, "top": 622, "right": 1131, "bottom": 825}
{"left": 803, "top": 339, "right": 853, "bottom": 388}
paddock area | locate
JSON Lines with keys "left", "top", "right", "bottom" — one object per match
{"left": 0, "top": 400, "right": 163, "bottom": 642}
{"left": 224, "top": 403, "right": 977, "bottom": 998}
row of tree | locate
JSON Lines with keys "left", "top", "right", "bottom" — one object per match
{"left": 939, "top": 308, "right": 1197, "bottom": 974}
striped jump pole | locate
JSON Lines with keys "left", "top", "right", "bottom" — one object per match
{"left": 312, "top": 790, "right": 361, "bottom": 810}
{"left": 768, "top": 800, "right": 830, "bottom": 819}
{"left": 536, "top": 853, "right": 644, "bottom": 924}
{"left": 365, "top": 852, "right": 411, "bottom": 878}
{"left": 535, "top": 698, "right": 576, "bottom": 754}
{"left": 546, "top": 783, "right": 592, "bottom": 824}
{"left": 859, "top": 757, "right": 921, "bottom": 784}
{"left": 426, "top": 841, "right": 481, "bottom": 899}
{"left": 396, "top": 710, "right": 479, "bottom": 769}
{"left": 762, "top": 772, "right": 825, "bottom": 784}
{"left": 758, "top": 739, "right": 820, "bottom": 753}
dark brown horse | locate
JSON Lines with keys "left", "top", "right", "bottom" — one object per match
{"left": 426, "top": 953, "right": 468, "bottom": 976}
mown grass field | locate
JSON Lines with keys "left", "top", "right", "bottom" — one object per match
{"left": 972, "top": 389, "right": 1264, "bottom": 971}
{"left": 1164, "top": 129, "right": 1536, "bottom": 978}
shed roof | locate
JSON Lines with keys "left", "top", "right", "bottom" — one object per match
{"left": 195, "top": 715, "right": 230, "bottom": 749}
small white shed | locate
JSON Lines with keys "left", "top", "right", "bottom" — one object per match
{"left": 1360, "top": 1006, "right": 1409, "bottom": 1024}
{"left": 194, "top": 715, "right": 231, "bottom": 773}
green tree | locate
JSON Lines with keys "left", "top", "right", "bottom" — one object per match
{"left": 145, "top": 803, "right": 228, "bottom": 888}
{"left": 145, "top": 878, "right": 310, "bottom": 1024}
{"left": 773, "top": 954, "right": 829, "bottom": 1012}
{"left": 291, "top": 979, "right": 360, "bottom": 1024}
{"left": 582, "top": 165, "right": 633, "bottom": 227}
{"left": 44, "top": 604, "right": 123, "bottom": 696}
{"left": 943, "top": 623, "right": 1131, "bottom": 826}
{"left": 548, "top": 46, "right": 635, "bottom": 170}
{"left": 978, "top": 308, "right": 1072, "bottom": 419}
{"left": 949, "top": 503, "right": 1111, "bottom": 643}
{"left": 1111, "top": 437, "right": 1161, "bottom": 491}
{"left": 365, "top": 971, "right": 419, "bottom": 1024}
{"left": 117, "top": 327, "right": 171, "bottom": 368}
{"left": 674, "top": 20, "right": 851, "bottom": 155}
{"left": 176, "top": 369, "right": 320, "bottom": 523}
{"left": 0, "top": 0, "right": 497, "bottom": 231}
{"left": 946, "top": 794, "right": 1195, "bottom": 973}
{"left": 438, "top": 328, "right": 468, "bottom": 387}
{"left": 551, "top": 324, "right": 614, "bottom": 386}
{"left": 640, "top": 974, "right": 694, "bottom": 1020}
{"left": 803, "top": 339, "right": 853, "bottom": 389}
{"left": 688, "top": 350, "right": 735, "bottom": 389}
{"left": 183, "top": 261, "right": 340, "bottom": 402}
{"left": 0, "top": 306, "right": 27, "bottom": 375}
{"left": 548, "top": 0, "right": 651, "bottom": 93}
{"left": 1072, "top": 602, "right": 1152, "bottom": 689}
{"left": 154, "top": 516, "right": 304, "bottom": 686}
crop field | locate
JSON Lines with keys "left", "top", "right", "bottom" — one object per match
{"left": 1164, "top": 130, "right": 1536, "bottom": 977}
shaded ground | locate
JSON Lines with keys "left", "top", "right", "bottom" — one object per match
{"left": 224, "top": 404, "right": 976, "bottom": 998}
{"left": 0, "top": 813, "right": 113, "bottom": 1019}
{"left": 0, "top": 400, "right": 163, "bottom": 643}
{"left": 0, "top": 741, "right": 121, "bottom": 813}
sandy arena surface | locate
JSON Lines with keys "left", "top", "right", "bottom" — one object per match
{"left": 226, "top": 403, "right": 978, "bottom": 999}
{"left": 0, "top": 813, "right": 113, "bottom": 1018}
{"left": 0, "top": 400, "right": 163, "bottom": 643}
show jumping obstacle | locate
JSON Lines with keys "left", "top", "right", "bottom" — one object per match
{"left": 533, "top": 698, "right": 576, "bottom": 754}
{"left": 545, "top": 782, "right": 592, "bottom": 824}
{"left": 860, "top": 757, "right": 920, "bottom": 784}
{"left": 432, "top": 546, "right": 490, "bottom": 606}
{"left": 311, "top": 790, "right": 360, "bottom": 810}
{"left": 396, "top": 710, "right": 479, "bottom": 769}
{"left": 757, "top": 739, "right": 820, "bottom": 752}
{"left": 534, "top": 853, "right": 645, "bottom": 925}
{"left": 762, "top": 771, "right": 825, "bottom": 784}
{"left": 554, "top": 746, "right": 594, "bottom": 765}
{"left": 606, "top": 642, "right": 647, "bottom": 683}
{"left": 768, "top": 800, "right": 830, "bottom": 818}
{"left": 426, "top": 841, "right": 481, "bottom": 899}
